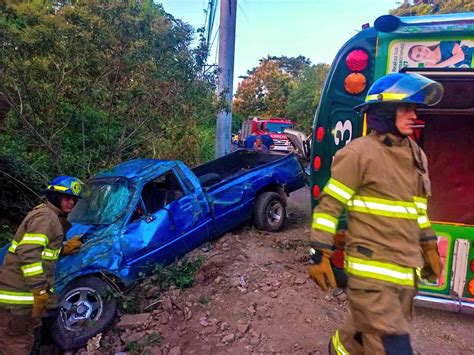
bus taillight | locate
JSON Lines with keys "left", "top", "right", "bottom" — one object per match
{"left": 471, "top": 259, "right": 474, "bottom": 272}
{"left": 346, "top": 49, "right": 369, "bottom": 72}
{"left": 468, "top": 279, "right": 474, "bottom": 297}
{"left": 316, "top": 127, "right": 324, "bottom": 142}
{"left": 344, "top": 49, "right": 369, "bottom": 95}
{"left": 344, "top": 73, "right": 367, "bottom": 95}
{"left": 312, "top": 185, "right": 320, "bottom": 199}
{"left": 313, "top": 156, "right": 321, "bottom": 171}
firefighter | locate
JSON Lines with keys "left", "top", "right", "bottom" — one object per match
{"left": 307, "top": 73, "right": 444, "bottom": 354}
{"left": 0, "top": 176, "right": 84, "bottom": 355}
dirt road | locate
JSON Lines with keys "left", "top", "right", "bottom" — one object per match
{"left": 97, "top": 188, "right": 474, "bottom": 354}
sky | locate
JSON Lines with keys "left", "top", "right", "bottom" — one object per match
{"left": 159, "top": 0, "right": 400, "bottom": 90}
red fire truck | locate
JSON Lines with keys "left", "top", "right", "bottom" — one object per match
{"left": 240, "top": 117, "right": 294, "bottom": 152}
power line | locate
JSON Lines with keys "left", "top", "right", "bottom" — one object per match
{"left": 205, "top": 0, "right": 218, "bottom": 48}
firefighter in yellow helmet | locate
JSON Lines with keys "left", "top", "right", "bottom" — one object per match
{"left": 0, "top": 176, "right": 83, "bottom": 354}
{"left": 307, "top": 73, "right": 444, "bottom": 354}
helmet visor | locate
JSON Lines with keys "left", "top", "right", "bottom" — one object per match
{"left": 380, "top": 73, "right": 444, "bottom": 107}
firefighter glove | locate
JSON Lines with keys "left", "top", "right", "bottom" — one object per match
{"left": 307, "top": 248, "right": 336, "bottom": 292}
{"left": 421, "top": 242, "right": 443, "bottom": 282}
{"left": 32, "top": 288, "right": 50, "bottom": 319}
{"left": 62, "top": 236, "right": 82, "bottom": 255}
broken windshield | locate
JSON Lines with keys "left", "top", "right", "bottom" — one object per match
{"left": 69, "top": 178, "right": 134, "bottom": 225}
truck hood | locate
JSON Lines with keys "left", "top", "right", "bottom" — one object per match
{"left": 284, "top": 128, "right": 310, "bottom": 159}
{"left": 54, "top": 222, "right": 124, "bottom": 291}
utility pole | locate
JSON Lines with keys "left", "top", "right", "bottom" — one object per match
{"left": 215, "top": 0, "right": 237, "bottom": 158}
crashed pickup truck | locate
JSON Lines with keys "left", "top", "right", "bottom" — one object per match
{"left": 1, "top": 149, "right": 305, "bottom": 350}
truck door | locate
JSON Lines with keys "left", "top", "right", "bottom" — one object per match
{"left": 123, "top": 168, "right": 210, "bottom": 267}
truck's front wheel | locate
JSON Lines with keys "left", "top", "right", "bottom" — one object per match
{"left": 253, "top": 192, "right": 286, "bottom": 231}
{"left": 50, "top": 276, "right": 117, "bottom": 351}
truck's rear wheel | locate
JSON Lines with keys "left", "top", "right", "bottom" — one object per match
{"left": 253, "top": 192, "right": 286, "bottom": 231}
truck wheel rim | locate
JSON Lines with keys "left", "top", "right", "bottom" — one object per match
{"left": 266, "top": 200, "right": 282, "bottom": 225}
{"left": 59, "top": 286, "right": 104, "bottom": 332}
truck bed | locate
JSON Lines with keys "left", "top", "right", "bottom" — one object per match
{"left": 192, "top": 150, "right": 290, "bottom": 189}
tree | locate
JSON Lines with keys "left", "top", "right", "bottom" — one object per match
{"left": 233, "top": 57, "right": 294, "bottom": 118}
{"left": 390, "top": 0, "right": 474, "bottom": 16}
{"left": 234, "top": 56, "right": 329, "bottom": 132}
{"left": 0, "top": 0, "right": 217, "bottom": 183}
{"left": 267, "top": 55, "right": 312, "bottom": 79}
{"left": 285, "top": 64, "right": 329, "bottom": 132}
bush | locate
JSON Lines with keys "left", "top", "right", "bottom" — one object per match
{"left": 147, "top": 256, "right": 205, "bottom": 289}
{"left": 0, "top": 155, "right": 43, "bottom": 240}
{"left": 0, "top": 225, "right": 13, "bottom": 248}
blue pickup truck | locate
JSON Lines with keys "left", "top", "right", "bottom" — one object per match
{"left": 1, "top": 150, "right": 305, "bottom": 350}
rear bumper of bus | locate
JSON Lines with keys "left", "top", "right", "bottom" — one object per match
{"left": 415, "top": 294, "right": 474, "bottom": 315}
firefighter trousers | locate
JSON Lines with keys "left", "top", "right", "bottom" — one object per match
{"left": 0, "top": 306, "right": 42, "bottom": 355}
{"left": 330, "top": 277, "right": 417, "bottom": 355}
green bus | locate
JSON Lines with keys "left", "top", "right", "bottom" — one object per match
{"left": 310, "top": 13, "right": 474, "bottom": 314}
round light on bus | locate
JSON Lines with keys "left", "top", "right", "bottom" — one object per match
{"left": 316, "top": 127, "right": 325, "bottom": 142}
{"left": 312, "top": 185, "right": 320, "bottom": 198}
{"left": 468, "top": 279, "right": 474, "bottom": 296}
{"left": 346, "top": 49, "right": 369, "bottom": 72}
{"left": 344, "top": 73, "right": 367, "bottom": 95}
{"left": 313, "top": 156, "right": 321, "bottom": 171}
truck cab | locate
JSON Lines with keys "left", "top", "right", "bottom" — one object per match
{"left": 310, "top": 13, "right": 474, "bottom": 314}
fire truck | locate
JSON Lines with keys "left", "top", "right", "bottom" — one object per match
{"left": 240, "top": 117, "right": 294, "bottom": 152}
{"left": 310, "top": 13, "right": 474, "bottom": 314}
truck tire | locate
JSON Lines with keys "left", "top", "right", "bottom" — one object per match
{"left": 253, "top": 192, "right": 286, "bottom": 232}
{"left": 50, "top": 276, "right": 117, "bottom": 351}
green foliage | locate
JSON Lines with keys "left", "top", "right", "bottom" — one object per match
{"left": 390, "top": 0, "right": 474, "bottom": 16}
{"left": 125, "top": 341, "right": 140, "bottom": 353}
{"left": 199, "top": 296, "right": 209, "bottom": 305}
{"left": 99, "top": 257, "right": 204, "bottom": 315}
{"left": 0, "top": 0, "right": 218, "bottom": 187}
{"left": 234, "top": 57, "right": 296, "bottom": 119}
{"left": 98, "top": 280, "right": 140, "bottom": 314}
{"left": 0, "top": 155, "right": 43, "bottom": 232}
{"left": 125, "top": 333, "right": 161, "bottom": 354}
{"left": 285, "top": 64, "right": 329, "bottom": 132}
{"left": 267, "top": 55, "right": 312, "bottom": 78}
{"left": 144, "top": 332, "right": 162, "bottom": 347}
{"left": 147, "top": 256, "right": 204, "bottom": 290}
{"left": 231, "top": 112, "right": 245, "bottom": 133}
{"left": 0, "top": 225, "right": 14, "bottom": 248}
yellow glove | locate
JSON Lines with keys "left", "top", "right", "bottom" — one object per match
{"left": 32, "top": 288, "right": 50, "bottom": 320}
{"left": 62, "top": 236, "right": 83, "bottom": 255}
{"left": 307, "top": 249, "right": 336, "bottom": 292}
{"left": 421, "top": 243, "right": 443, "bottom": 282}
